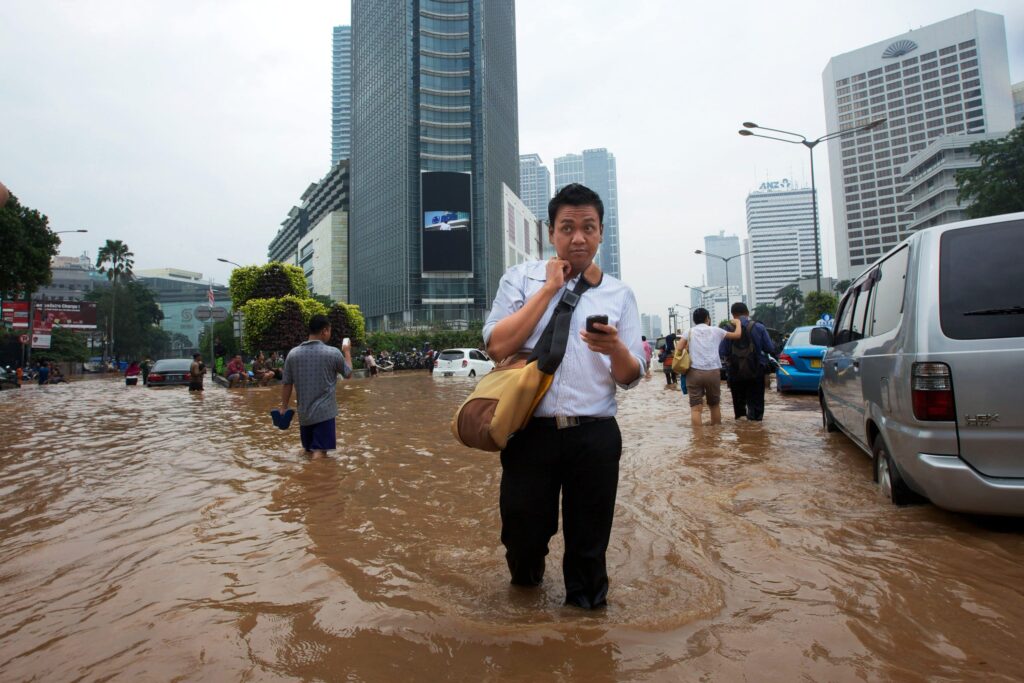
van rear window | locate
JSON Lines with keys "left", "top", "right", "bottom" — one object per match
{"left": 939, "top": 219, "right": 1024, "bottom": 340}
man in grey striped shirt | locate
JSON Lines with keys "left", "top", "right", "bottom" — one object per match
{"left": 280, "top": 314, "right": 352, "bottom": 459}
{"left": 484, "top": 183, "right": 646, "bottom": 609}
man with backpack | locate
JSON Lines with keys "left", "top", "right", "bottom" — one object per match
{"left": 720, "top": 302, "right": 775, "bottom": 421}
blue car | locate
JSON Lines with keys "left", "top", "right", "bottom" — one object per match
{"left": 776, "top": 325, "right": 827, "bottom": 393}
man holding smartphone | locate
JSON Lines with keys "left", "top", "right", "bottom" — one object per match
{"left": 483, "top": 183, "right": 646, "bottom": 609}
{"left": 279, "top": 314, "right": 353, "bottom": 460}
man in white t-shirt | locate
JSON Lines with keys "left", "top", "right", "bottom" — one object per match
{"left": 679, "top": 307, "right": 741, "bottom": 428}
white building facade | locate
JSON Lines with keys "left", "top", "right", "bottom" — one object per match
{"left": 823, "top": 10, "right": 1016, "bottom": 279}
{"left": 501, "top": 184, "right": 545, "bottom": 270}
{"left": 745, "top": 180, "right": 817, "bottom": 307}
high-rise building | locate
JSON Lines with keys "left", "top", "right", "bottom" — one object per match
{"left": 745, "top": 179, "right": 817, "bottom": 307}
{"left": 553, "top": 154, "right": 584, "bottom": 190}
{"left": 349, "top": 1, "right": 519, "bottom": 330}
{"left": 553, "top": 148, "right": 620, "bottom": 278}
{"left": 267, "top": 161, "right": 350, "bottom": 303}
{"left": 1013, "top": 81, "right": 1024, "bottom": 123}
{"left": 518, "top": 154, "right": 551, "bottom": 224}
{"left": 641, "top": 313, "right": 662, "bottom": 340}
{"left": 823, "top": 10, "right": 1015, "bottom": 279}
{"left": 900, "top": 131, "right": 1011, "bottom": 232}
{"left": 331, "top": 26, "right": 352, "bottom": 165}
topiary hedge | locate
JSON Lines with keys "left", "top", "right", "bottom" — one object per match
{"left": 240, "top": 295, "right": 327, "bottom": 354}
{"left": 229, "top": 263, "right": 308, "bottom": 310}
{"left": 327, "top": 303, "right": 366, "bottom": 350}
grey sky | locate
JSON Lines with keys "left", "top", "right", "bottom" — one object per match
{"left": 2, "top": 1, "right": 1021, "bottom": 326}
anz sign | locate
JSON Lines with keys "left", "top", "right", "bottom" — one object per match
{"left": 758, "top": 179, "right": 793, "bottom": 192}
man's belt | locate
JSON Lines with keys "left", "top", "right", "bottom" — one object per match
{"left": 532, "top": 416, "right": 614, "bottom": 430}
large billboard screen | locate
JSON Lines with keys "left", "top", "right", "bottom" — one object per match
{"left": 2, "top": 299, "right": 97, "bottom": 330}
{"left": 422, "top": 171, "right": 472, "bottom": 273}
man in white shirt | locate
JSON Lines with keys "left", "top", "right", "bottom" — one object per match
{"left": 483, "top": 183, "right": 646, "bottom": 609}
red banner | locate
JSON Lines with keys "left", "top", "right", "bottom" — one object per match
{"left": 1, "top": 301, "right": 30, "bottom": 329}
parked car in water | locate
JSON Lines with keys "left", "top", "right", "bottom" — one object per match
{"left": 145, "top": 358, "right": 193, "bottom": 387}
{"left": 434, "top": 348, "right": 494, "bottom": 378}
{"left": 776, "top": 326, "right": 827, "bottom": 393}
{"left": 813, "top": 212, "right": 1024, "bottom": 515}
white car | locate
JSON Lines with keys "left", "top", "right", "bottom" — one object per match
{"left": 434, "top": 348, "right": 494, "bottom": 378}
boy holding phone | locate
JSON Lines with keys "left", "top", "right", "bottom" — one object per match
{"left": 279, "top": 314, "right": 353, "bottom": 459}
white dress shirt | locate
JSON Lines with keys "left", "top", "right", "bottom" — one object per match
{"left": 483, "top": 260, "right": 646, "bottom": 417}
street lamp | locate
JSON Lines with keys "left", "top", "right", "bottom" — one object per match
{"left": 54, "top": 229, "right": 88, "bottom": 235}
{"left": 217, "top": 258, "right": 243, "bottom": 268}
{"left": 685, "top": 284, "right": 723, "bottom": 307}
{"left": 738, "top": 117, "right": 886, "bottom": 293}
{"left": 695, "top": 248, "right": 750, "bottom": 308}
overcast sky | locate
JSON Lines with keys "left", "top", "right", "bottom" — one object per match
{"left": 2, "top": 1, "right": 1021, "bottom": 325}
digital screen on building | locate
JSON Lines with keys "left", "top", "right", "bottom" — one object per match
{"left": 422, "top": 171, "right": 472, "bottom": 272}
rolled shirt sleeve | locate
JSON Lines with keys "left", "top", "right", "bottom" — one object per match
{"left": 482, "top": 267, "right": 526, "bottom": 347}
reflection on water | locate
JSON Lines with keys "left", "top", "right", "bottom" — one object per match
{"left": 1, "top": 375, "right": 1022, "bottom": 680}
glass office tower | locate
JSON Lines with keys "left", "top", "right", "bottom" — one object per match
{"left": 350, "top": 0, "right": 519, "bottom": 330}
{"left": 331, "top": 26, "right": 352, "bottom": 165}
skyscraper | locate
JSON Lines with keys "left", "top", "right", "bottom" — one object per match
{"left": 518, "top": 153, "right": 551, "bottom": 223}
{"left": 331, "top": 26, "right": 352, "bottom": 165}
{"left": 823, "top": 10, "right": 1015, "bottom": 279}
{"left": 349, "top": 1, "right": 519, "bottom": 330}
{"left": 553, "top": 148, "right": 620, "bottom": 278}
{"left": 745, "top": 180, "right": 817, "bottom": 307}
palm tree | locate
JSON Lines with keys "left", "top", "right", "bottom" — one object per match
{"left": 96, "top": 240, "right": 134, "bottom": 360}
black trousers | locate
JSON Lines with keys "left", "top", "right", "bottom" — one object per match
{"left": 729, "top": 374, "right": 766, "bottom": 420}
{"left": 499, "top": 417, "right": 622, "bottom": 609}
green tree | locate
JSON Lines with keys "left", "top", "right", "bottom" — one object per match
{"left": 32, "top": 327, "right": 89, "bottom": 363}
{"left": 752, "top": 303, "right": 784, "bottom": 330}
{"left": 0, "top": 192, "right": 61, "bottom": 297}
{"left": 833, "top": 279, "right": 851, "bottom": 295}
{"left": 956, "top": 124, "right": 1024, "bottom": 219}
{"left": 803, "top": 291, "right": 839, "bottom": 325}
{"left": 776, "top": 284, "right": 805, "bottom": 331}
{"left": 95, "top": 239, "right": 135, "bottom": 359}
{"left": 87, "top": 280, "right": 164, "bottom": 360}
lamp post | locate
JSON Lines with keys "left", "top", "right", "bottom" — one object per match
{"left": 738, "top": 117, "right": 886, "bottom": 293}
{"left": 54, "top": 229, "right": 89, "bottom": 235}
{"left": 695, "top": 248, "right": 750, "bottom": 309}
{"left": 217, "top": 258, "right": 243, "bottom": 268}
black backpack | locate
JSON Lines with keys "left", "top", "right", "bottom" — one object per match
{"left": 728, "top": 321, "right": 761, "bottom": 381}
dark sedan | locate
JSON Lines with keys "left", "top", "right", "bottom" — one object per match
{"left": 146, "top": 359, "right": 193, "bottom": 387}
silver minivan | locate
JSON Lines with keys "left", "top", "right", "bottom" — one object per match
{"left": 813, "top": 212, "right": 1024, "bottom": 515}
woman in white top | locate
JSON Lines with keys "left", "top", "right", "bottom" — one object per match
{"left": 678, "top": 307, "right": 742, "bottom": 427}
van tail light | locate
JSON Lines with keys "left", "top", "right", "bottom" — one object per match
{"left": 912, "top": 362, "right": 955, "bottom": 421}
{"left": 778, "top": 352, "right": 794, "bottom": 366}
{"left": 462, "top": 359, "right": 468, "bottom": 368}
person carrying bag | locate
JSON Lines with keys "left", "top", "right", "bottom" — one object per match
{"left": 451, "top": 273, "right": 594, "bottom": 451}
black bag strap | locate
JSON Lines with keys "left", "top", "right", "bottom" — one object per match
{"left": 528, "top": 276, "right": 594, "bottom": 374}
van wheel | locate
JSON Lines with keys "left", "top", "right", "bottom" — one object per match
{"left": 468, "top": 369, "right": 476, "bottom": 378}
{"left": 873, "top": 436, "right": 919, "bottom": 506}
{"left": 820, "top": 394, "right": 838, "bottom": 432}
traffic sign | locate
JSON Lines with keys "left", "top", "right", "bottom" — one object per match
{"left": 19, "top": 334, "right": 28, "bottom": 344}
{"left": 194, "top": 305, "right": 229, "bottom": 322}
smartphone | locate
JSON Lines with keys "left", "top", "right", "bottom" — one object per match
{"left": 342, "top": 337, "right": 351, "bottom": 348}
{"left": 585, "top": 314, "right": 609, "bottom": 334}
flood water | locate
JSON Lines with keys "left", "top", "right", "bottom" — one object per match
{"left": 1, "top": 373, "right": 1022, "bottom": 681}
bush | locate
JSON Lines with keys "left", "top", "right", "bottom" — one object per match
{"left": 365, "top": 325, "right": 485, "bottom": 354}
{"left": 229, "top": 263, "right": 308, "bottom": 309}
{"left": 240, "top": 296, "right": 327, "bottom": 354}
{"left": 327, "top": 303, "right": 366, "bottom": 350}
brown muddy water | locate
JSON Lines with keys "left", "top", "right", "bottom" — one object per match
{"left": 1, "top": 374, "right": 1022, "bottom": 682}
